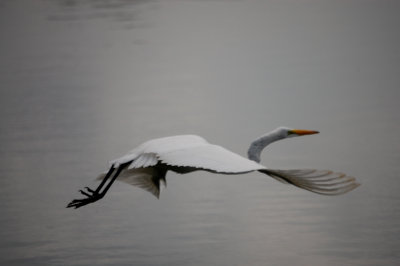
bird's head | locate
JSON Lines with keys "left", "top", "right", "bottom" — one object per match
{"left": 275, "top": 127, "right": 319, "bottom": 139}
{"left": 248, "top": 127, "right": 320, "bottom": 163}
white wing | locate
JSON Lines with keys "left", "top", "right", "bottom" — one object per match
{"left": 260, "top": 169, "right": 360, "bottom": 195}
{"left": 128, "top": 153, "right": 158, "bottom": 169}
{"left": 158, "top": 144, "right": 266, "bottom": 173}
{"left": 110, "top": 135, "right": 208, "bottom": 167}
{"left": 111, "top": 135, "right": 265, "bottom": 173}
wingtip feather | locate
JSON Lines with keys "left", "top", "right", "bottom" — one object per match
{"left": 260, "top": 168, "right": 360, "bottom": 196}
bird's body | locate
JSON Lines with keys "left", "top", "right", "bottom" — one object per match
{"left": 113, "top": 134, "right": 265, "bottom": 173}
{"left": 97, "top": 135, "right": 266, "bottom": 198}
{"left": 67, "top": 127, "right": 360, "bottom": 209}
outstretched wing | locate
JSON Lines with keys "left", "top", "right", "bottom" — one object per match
{"left": 112, "top": 135, "right": 266, "bottom": 174}
{"left": 158, "top": 144, "right": 266, "bottom": 174}
{"left": 260, "top": 169, "right": 360, "bottom": 195}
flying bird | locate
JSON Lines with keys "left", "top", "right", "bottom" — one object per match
{"left": 67, "top": 127, "right": 360, "bottom": 209}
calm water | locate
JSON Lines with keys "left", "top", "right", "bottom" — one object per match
{"left": 1, "top": 0, "right": 400, "bottom": 265}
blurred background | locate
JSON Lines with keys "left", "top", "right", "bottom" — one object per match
{"left": 0, "top": 0, "right": 399, "bottom": 265}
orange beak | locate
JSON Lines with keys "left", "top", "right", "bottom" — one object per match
{"left": 290, "top": 129, "right": 319, "bottom": 136}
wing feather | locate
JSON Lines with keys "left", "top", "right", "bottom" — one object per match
{"left": 128, "top": 153, "right": 158, "bottom": 169}
{"left": 158, "top": 144, "right": 265, "bottom": 174}
{"left": 260, "top": 169, "right": 360, "bottom": 195}
{"left": 111, "top": 135, "right": 264, "bottom": 173}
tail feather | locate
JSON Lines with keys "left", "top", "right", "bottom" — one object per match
{"left": 259, "top": 169, "right": 360, "bottom": 195}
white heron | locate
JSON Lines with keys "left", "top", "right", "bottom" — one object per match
{"left": 67, "top": 127, "right": 360, "bottom": 209}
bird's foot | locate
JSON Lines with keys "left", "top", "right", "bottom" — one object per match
{"left": 78, "top": 187, "right": 96, "bottom": 197}
{"left": 66, "top": 187, "right": 102, "bottom": 209}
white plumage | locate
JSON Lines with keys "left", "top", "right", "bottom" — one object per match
{"left": 68, "top": 127, "right": 360, "bottom": 209}
{"left": 96, "top": 135, "right": 266, "bottom": 198}
{"left": 113, "top": 135, "right": 265, "bottom": 173}
{"left": 159, "top": 144, "right": 264, "bottom": 173}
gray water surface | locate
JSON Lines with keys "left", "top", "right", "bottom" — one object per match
{"left": 1, "top": 1, "right": 399, "bottom": 265}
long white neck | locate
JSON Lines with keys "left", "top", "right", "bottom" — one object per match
{"left": 247, "top": 129, "right": 286, "bottom": 163}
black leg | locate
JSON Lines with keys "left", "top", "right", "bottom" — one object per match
{"left": 99, "top": 166, "right": 125, "bottom": 198}
{"left": 67, "top": 164, "right": 127, "bottom": 209}
{"left": 77, "top": 165, "right": 116, "bottom": 198}
{"left": 95, "top": 166, "right": 116, "bottom": 194}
